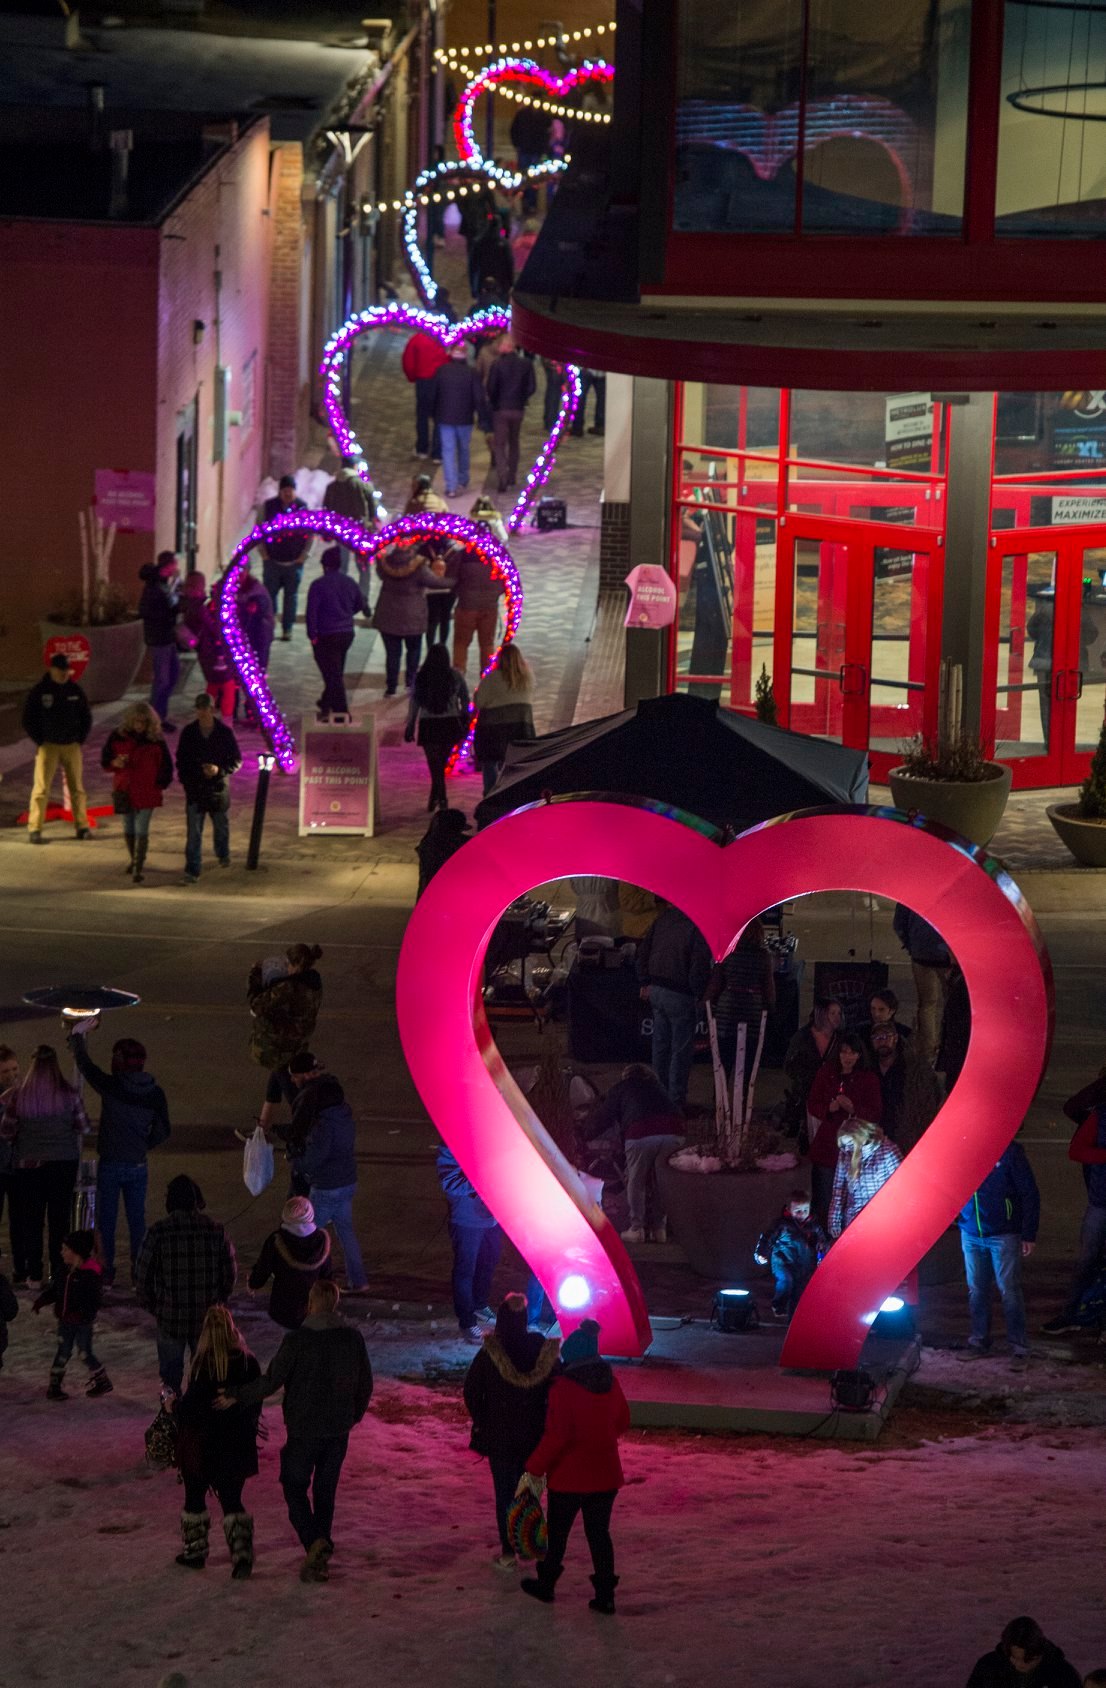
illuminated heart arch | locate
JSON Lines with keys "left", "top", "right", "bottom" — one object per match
{"left": 402, "top": 158, "right": 567, "bottom": 309}
{"left": 220, "top": 510, "right": 522, "bottom": 772}
{"left": 454, "top": 57, "right": 615, "bottom": 171}
{"left": 395, "top": 798, "right": 1053, "bottom": 1365}
{"left": 319, "top": 300, "right": 580, "bottom": 535}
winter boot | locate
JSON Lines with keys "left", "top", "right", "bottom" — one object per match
{"left": 132, "top": 839, "right": 148, "bottom": 884}
{"left": 588, "top": 1573, "right": 620, "bottom": 1615}
{"left": 224, "top": 1512, "right": 254, "bottom": 1580}
{"left": 123, "top": 834, "right": 136, "bottom": 872}
{"left": 175, "top": 1510, "right": 210, "bottom": 1570}
{"left": 86, "top": 1368, "right": 113, "bottom": 1398}
{"left": 46, "top": 1368, "right": 68, "bottom": 1402}
{"left": 520, "top": 1562, "right": 563, "bottom": 1604}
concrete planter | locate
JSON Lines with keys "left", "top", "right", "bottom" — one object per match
{"left": 887, "top": 762, "right": 1012, "bottom": 848}
{"left": 656, "top": 1159, "right": 799, "bottom": 1279}
{"left": 39, "top": 619, "right": 145, "bottom": 706}
{"left": 1046, "top": 802, "right": 1106, "bottom": 867}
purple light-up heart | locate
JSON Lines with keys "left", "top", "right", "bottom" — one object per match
{"left": 220, "top": 510, "right": 523, "bottom": 774}
{"left": 319, "top": 300, "right": 580, "bottom": 535}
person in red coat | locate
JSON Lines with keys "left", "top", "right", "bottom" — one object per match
{"left": 101, "top": 702, "right": 174, "bottom": 884}
{"left": 402, "top": 330, "right": 449, "bottom": 461}
{"left": 518, "top": 1318, "right": 630, "bottom": 1615}
{"left": 806, "top": 1033, "right": 882, "bottom": 1229}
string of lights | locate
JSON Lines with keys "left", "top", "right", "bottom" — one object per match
{"left": 454, "top": 57, "right": 614, "bottom": 171}
{"left": 492, "top": 87, "right": 610, "bottom": 121}
{"left": 434, "top": 21, "right": 615, "bottom": 65}
{"left": 363, "top": 154, "right": 568, "bottom": 221}
{"left": 399, "top": 158, "right": 566, "bottom": 304}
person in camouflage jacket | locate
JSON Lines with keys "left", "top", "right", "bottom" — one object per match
{"left": 248, "top": 944, "right": 324, "bottom": 1131}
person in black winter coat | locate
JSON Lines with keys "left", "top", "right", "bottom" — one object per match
{"left": 966, "top": 1616, "right": 1082, "bottom": 1688}
{"left": 68, "top": 1019, "right": 170, "bottom": 1288}
{"left": 416, "top": 807, "right": 471, "bottom": 899}
{"left": 431, "top": 347, "right": 491, "bottom": 499}
{"left": 754, "top": 1191, "right": 828, "bottom": 1319}
{"left": 176, "top": 692, "right": 242, "bottom": 882}
{"left": 0, "top": 1270, "right": 18, "bottom": 1370}
{"left": 33, "top": 1229, "right": 112, "bottom": 1401}
{"left": 174, "top": 1304, "right": 262, "bottom": 1578}
{"left": 23, "top": 654, "right": 93, "bottom": 843}
{"left": 138, "top": 552, "right": 182, "bottom": 728}
{"left": 248, "top": 1196, "right": 332, "bottom": 1328}
{"left": 463, "top": 1292, "right": 560, "bottom": 1567}
{"left": 220, "top": 1278, "right": 373, "bottom": 1583}
{"left": 486, "top": 344, "right": 537, "bottom": 493}
{"left": 261, "top": 476, "right": 311, "bottom": 640}
{"left": 636, "top": 902, "right": 712, "bottom": 1105}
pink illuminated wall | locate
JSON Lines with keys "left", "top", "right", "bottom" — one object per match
{"left": 396, "top": 799, "right": 1052, "bottom": 1367}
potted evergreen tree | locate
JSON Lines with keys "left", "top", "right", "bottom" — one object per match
{"left": 887, "top": 662, "right": 1011, "bottom": 847}
{"left": 1046, "top": 713, "right": 1106, "bottom": 867}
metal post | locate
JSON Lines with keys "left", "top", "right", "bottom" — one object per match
{"left": 246, "top": 754, "right": 275, "bottom": 871}
{"left": 939, "top": 394, "right": 996, "bottom": 737}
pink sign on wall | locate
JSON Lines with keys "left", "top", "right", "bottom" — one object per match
{"left": 94, "top": 469, "right": 156, "bottom": 533}
{"left": 624, "top": 564, "right": 678, "bottom": 630}
{"left": 298, "top": 721, "right": 378, "bottom": 836}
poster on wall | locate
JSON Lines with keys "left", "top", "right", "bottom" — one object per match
{"left": 93, "top": 469, "right": 156, "bottom": 532}
{"left": 1052, "top": 391, "right": 1106, "bottom": 470}
{"left": 298, "top": 719, "right": 379, "bottom": 837}
{"left": 878, "top": 394, "right": 934, "bottom": 579}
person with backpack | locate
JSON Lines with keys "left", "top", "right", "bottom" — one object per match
{"left": 517, "top": 1318, "right": 630, "bottom": 1614}
{"left": 957, "top": 1140, "right": 1039, "bottom": 1362}
{"left": 68, "top": 1019, "right": 171, "bottom": 1289}
{"left": 463, "top": 1292, "right": 559, "bottom": 1569}
{"left": 405, "top": 643, "right": 470, "bottom": 813}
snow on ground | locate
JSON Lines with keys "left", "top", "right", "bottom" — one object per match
{"left": 2, "top": 1294, "right": 1104, "bottom": 1688}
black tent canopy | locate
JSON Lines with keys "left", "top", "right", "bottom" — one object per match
{"left": 474, "top": 693, "right": 868, "bottom": 832}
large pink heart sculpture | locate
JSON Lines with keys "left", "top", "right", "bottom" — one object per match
{"left": 319, "top": 300, "right": 580, "bottom": 535}
{"left": 396, "top": 798, "right": 1053, "bottom": 1365}
{"left": 220, "top": 509, "right": 522, "bottom": 773}
{"left": 454, "top": 56, "right": 615, "bottom": 172}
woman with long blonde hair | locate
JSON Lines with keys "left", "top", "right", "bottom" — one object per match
{"left": 828, "top": 1118, "right": 902, "bottom": 1240}
{"left": 473, "top": 641, "right": 535, "bottom": 795}
{"left": 174, "top": 1305, "right": 261, "bottom": 1577}
{"left": 101, "top": 700, "right": 173, "bottom": 882}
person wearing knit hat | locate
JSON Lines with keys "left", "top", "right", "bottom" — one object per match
{"left": 517, "top": 1317, "right": 630, "bottom": 1615}
{"left": 247, "top": 1197, "right": 333, "bottom": 1330}
{"left": 463, "top": 1292, "right": 560, "bottom": 1569}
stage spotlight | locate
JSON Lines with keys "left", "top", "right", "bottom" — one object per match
{"left": 558, "top": 1275, "right": 590, "bottom": 1310}
{"left": 830, "top": 1368, "right": 877, "bottom": 1412}
{"left": 710, "top": 1288, "right": 759, "bottom": 1333}
{"left": 871, "top": 1294, "right": 916, "bottom": 1340}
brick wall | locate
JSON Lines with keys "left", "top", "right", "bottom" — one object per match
{"left": 599, "top": 499, "right": 632, "bottom": 592}
{"left": 266, "top": 142, "right": 307, "bottom": 477}
{"left": 155, "top": 118, "right": 272, "bottom": 578}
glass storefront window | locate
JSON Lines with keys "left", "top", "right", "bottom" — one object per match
{"left": 997, "top": 2, "right": 1106, "bottom": 236}
{"left": 674, "top": 0, "right": 968, "bottom": 234}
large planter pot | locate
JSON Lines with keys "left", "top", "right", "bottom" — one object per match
{"left": 1046, "top": 802, "right": 1106, "bottom": 867}
{"left": 886, "top": 761, "right": 1012, "bottom": 848}
{"left": 39, "top": 619, "right": 145, "bottom": 705}
{"left": 656, "top": 1159, "right": 799, "bottom": 1279}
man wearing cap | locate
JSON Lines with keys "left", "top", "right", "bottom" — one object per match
{"left": 261, "top": 475, "right": 311, "bottom": 641}
{"left": 137, "top": 551, "right": 182, "bottom": 730}
{"left": 247, "top": 1196, "right": 333, "bottom": 1329}
{"left": 305, "top": 549, "right": 369, "bottom": 721}
{"left": 286, "top": 1055, "right": 369, "bottom": 1295}
{"left": 22, "top": 653, "right": 93, "bottom": 844}
{"left": 134, "top": 1175, "right": 237, "bottom": 1398}
{"left": 175, "top": 692, "right": 242, "bottom": 883}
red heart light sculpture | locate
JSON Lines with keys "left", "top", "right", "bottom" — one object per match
{"left": 220, "top": 509, "right": 522, "bottom": 773}
{"left": 396, "top": 798, "right": 1052, "bottom": 1366}
{"left": 453, "top": 56, "right": 615, "bottom": 172}
{"left": 320, "top": 300, "right": 580, "bottom": 535}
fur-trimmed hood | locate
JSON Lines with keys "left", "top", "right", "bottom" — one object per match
{"left": 482, "top": 1334, "right": 560, "bottom": 1389}
{"left": 376, "top": 548, "right": 426, "bottom": 582}
{"left": 275, "top": 1227, "right": 331, "bottom": 1273}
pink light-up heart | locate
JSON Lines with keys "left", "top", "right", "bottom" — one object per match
{"left": 396, "top": 798, "right": 1052, "bottom": 1366}
{"left": 454, "top": 56, "right": 614, "bottom": 172}
{"left": 320, "top": 300, "right": 580, "bottom": 535}
{"left": 220, "top": 510, "right": 522, "bottom": 774}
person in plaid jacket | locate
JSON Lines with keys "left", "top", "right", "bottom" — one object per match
{"left": 135, "top": 1175, "right": 236, "bottom": 1398}
{"left": 828, "top": 1119, "right": 903, "bottom": 1239}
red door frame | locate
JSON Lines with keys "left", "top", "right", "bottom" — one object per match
{"left": 774, "top": 511, "right": 942, "bottom": 779}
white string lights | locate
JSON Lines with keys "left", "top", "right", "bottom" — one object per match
{"left": 493, "top": 86, "right": 610, "bottom": 122}
{"left": 435, "top": 22, "right": 615, "bottom": 67}
{"left": 361, "top": 157, "right": 568, "bottom": 219}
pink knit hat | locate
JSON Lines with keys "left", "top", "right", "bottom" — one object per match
{"left": 281, "top": 1197, "right": 315, "bottom": 1237}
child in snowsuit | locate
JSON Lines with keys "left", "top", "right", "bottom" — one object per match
{"left": 33, "top": 1229, "right": 112, "bottom": 1400}
{"left": 0, "top": 1270, "right": 17, "bottom": 1370}
{"left": 754, "top": 1190, "right": 828, "bottom": 1320}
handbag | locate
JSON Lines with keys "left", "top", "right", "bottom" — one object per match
{"left": 242, "top": 1125, "right": 275, "bottom": 1196}
{"left": 506, "top": 1488, "right": 548, "bottom": 1559}
{"left": 112, "top": 787, "right": 132, "bottom": 815}
{"left": 144, "top": 1406, "right": 179, "bottom": 1471}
